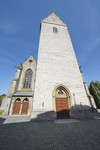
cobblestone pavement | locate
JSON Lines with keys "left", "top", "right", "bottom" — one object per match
{"left": 0, "top": 115, "right": 100, "bottom": 150}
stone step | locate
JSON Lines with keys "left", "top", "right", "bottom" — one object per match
{"left": 3, "top": 115, "right": 31, "bottom": 124}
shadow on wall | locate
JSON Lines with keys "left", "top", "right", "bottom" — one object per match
{"left": 31, "top": 105, "right": 97, "bottom": 121}
{"left": 70, "top": 105, "right": 97, "bottom": 119}
{"left": 0, "top": 105, "right": 97, "bottom": 125}
{"left": 0, "top": 117, "right": 6, "bottom": 124}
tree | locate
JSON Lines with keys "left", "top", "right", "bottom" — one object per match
{"left": 89, "top": 81, "right": 100, "bottom": 109}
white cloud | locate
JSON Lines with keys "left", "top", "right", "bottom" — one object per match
{"left": 0, "top": 21, "right": 19, "bottom": 35}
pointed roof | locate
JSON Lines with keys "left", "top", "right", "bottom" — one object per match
{"left": 21, "top": 55, "right": 36, "bottom": 65}
{"left": 42, "top": 12, "right": 67, "bottom": 26}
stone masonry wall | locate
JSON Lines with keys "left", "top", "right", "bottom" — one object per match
{"left": 31, "top": 13, "right": 91, "bottom": 119}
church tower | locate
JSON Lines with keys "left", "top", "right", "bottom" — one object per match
{"left": 31, "top": 12, "right": 96, "bottom": 120}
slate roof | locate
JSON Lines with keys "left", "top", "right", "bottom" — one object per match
{"left": 13, "top": 91, "right": 34, "bottom": 97}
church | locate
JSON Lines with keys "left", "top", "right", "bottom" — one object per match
{"left": 1, "top": 12, "right": 97, "bottom": 120}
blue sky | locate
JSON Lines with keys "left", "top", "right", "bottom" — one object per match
{"left": 0, "top": 0, "right": 100, "bottom": 94}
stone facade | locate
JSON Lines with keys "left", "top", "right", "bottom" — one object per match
{"left": 1, "top": 12, "right": 97, "bottom": 119}
{"left": 31, "top": 12, "right": 96, "bottom": 120}
{"left": 1, "top": 56, "right": 36, "bottom": 115}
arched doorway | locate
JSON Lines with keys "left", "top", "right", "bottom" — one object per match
{"left": 55, "top": 86, "right": 70, "bottom": 119}
{"left": 12, "top": 98, "right": 21, "bottom": 115}
{"left": 21, "top": 98, "right": 29, "bottom": 114}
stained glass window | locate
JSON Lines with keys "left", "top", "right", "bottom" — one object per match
{"left": 23, "top": 69, "right": 32, "bottom": 88}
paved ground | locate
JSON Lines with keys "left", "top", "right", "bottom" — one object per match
{"left": 0, "top": 114, "right": 100, "bottom": 150}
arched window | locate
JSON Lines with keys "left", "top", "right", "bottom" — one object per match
{"left": 23, "top": 98, "right": 29, "bottom": 102}
{"left": 15, "top": 98, "right": 21, "bottom": 102}
{"left": 55, "top": 86, "right": 68, "bottom": 98}
{"left": 23, "top": 69, "right": 32, "bottom": 89}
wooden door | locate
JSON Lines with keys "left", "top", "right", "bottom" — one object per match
{"left": 21, "top": 100, "right": 29, "bottom": 114}
{"left": 56, "top": 98, "right": 70, "bottom": 119}
{"left": 12, "top": 101, "right": 21, "bottom": 115}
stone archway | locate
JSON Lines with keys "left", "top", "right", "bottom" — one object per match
{"left": 55, "top": 86, "right": 70, "bottom": 119}
{"left": 12, "top": 98, "right": 21, "bottom": 115}
{"left": 21, "top": 98, "right": 29, "bottom": 114}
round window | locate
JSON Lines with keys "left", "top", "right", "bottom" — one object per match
{"left": 58, "top": 90, "right": 64, "bottom": 95}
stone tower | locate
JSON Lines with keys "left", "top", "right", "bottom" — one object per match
{"left": 31, "top": 12, "right": 96, "bottom": 120}
{"left": 30, "top": 12, "right": 95, "bottom": 120}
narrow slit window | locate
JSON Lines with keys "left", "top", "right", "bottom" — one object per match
{"left": 53, "top": 27, "right": 58, "bottom": 33}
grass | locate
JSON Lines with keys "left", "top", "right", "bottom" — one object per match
{"left": 0, "top": 110, "right": 4, "bottom": 115}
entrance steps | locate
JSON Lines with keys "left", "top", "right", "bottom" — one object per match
{"left": 2, "top": 115, "right": 31, "bottom": 124}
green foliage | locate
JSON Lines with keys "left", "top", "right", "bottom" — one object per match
{"left": 0, "top": 110, "right": 4, "bottom": 115}
{"left": 89, "top": 81, "right": 100, "bottom": 109}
